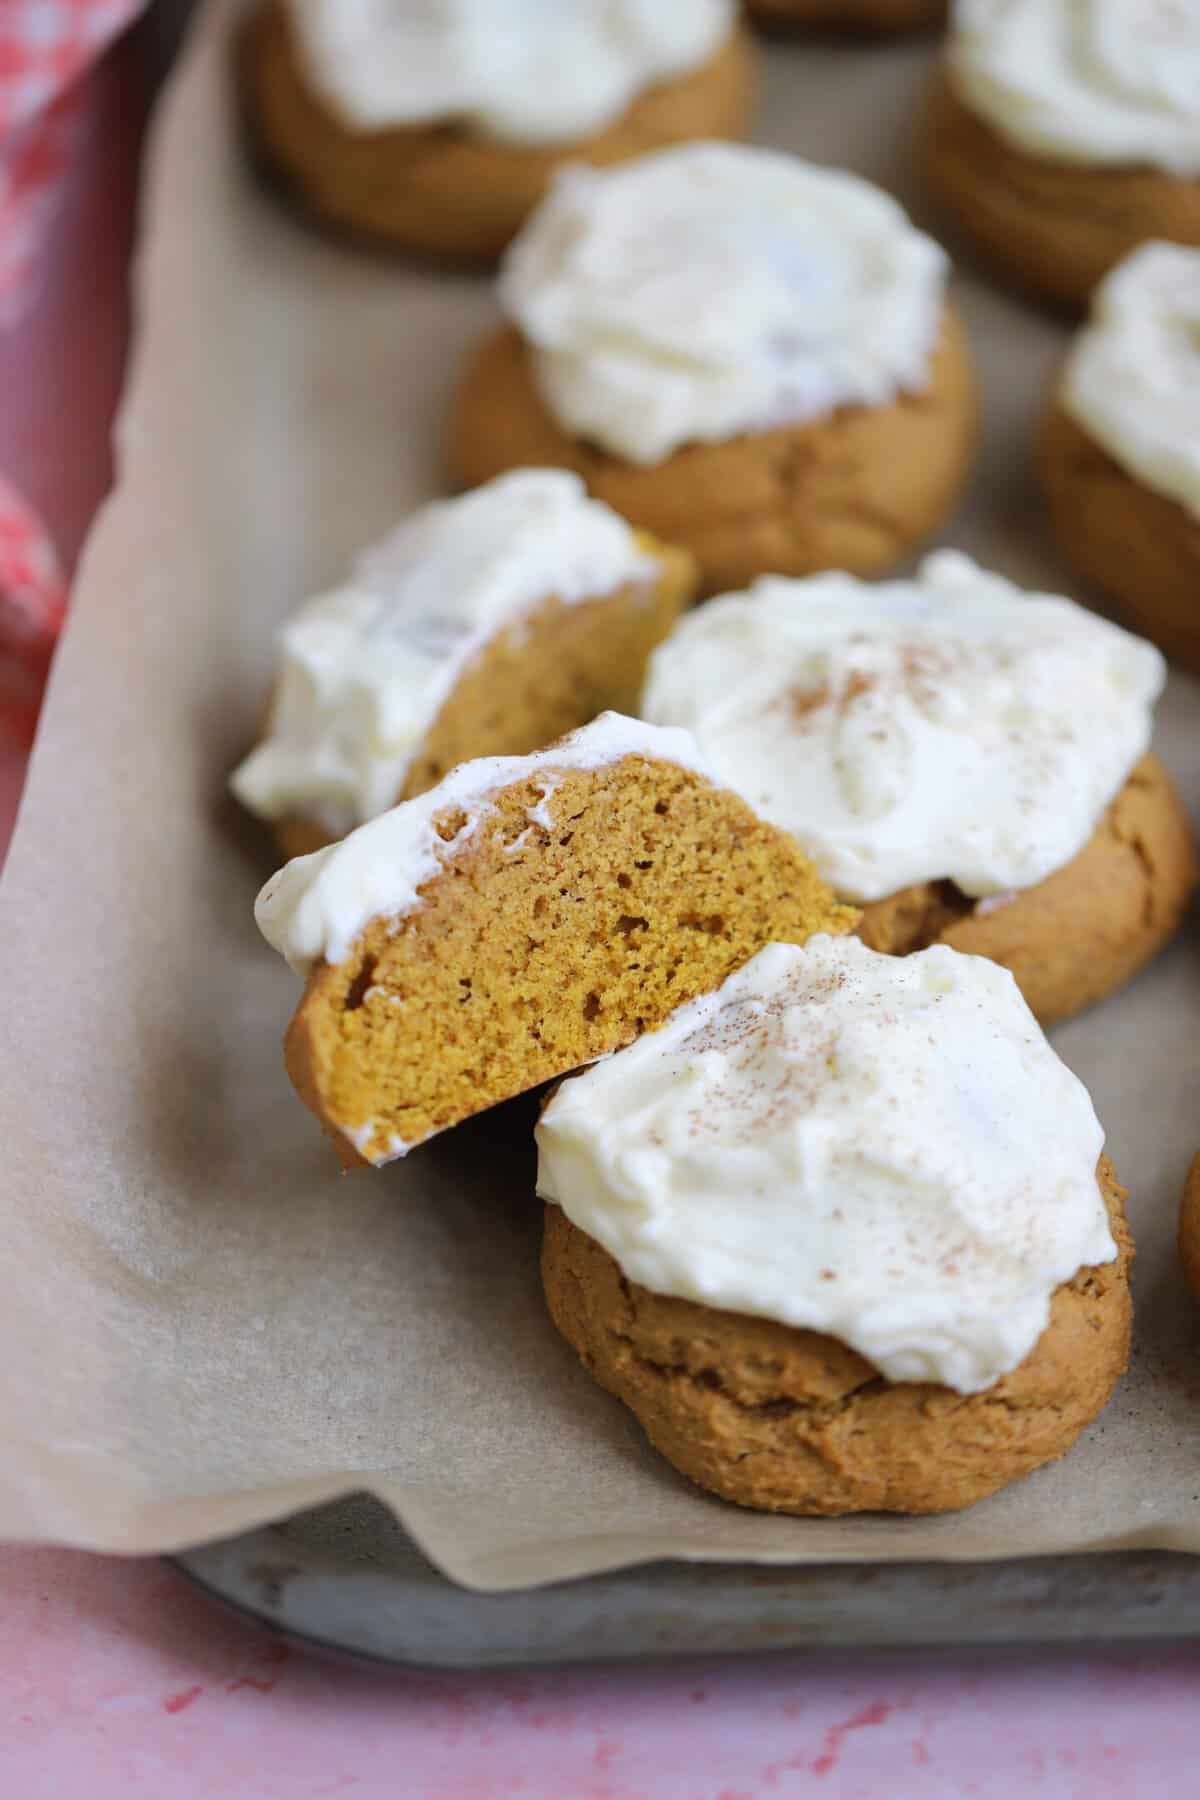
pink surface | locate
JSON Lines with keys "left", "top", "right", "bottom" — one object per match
{"left": 1, "top": 19, "right": 1198, "bottom": 1800}
{"left": 1, "top": 1545, "right": 1199, "bottom": 1800}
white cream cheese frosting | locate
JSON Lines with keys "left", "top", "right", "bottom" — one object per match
{"left": 254, "top": 711, "right": 713, "bottom": 974}
{"left": 640, "top": 550, "right": 1164, "bottom": 903}
{"left": 1062, "top": 241, "right": 1200, "bottom": 522}
{"left": 948, "top": 0, "right": 1200, "bottom": 176}
{"left": 536, "top": 935, "right": 1116, "bottom": 1394}
{"left": 284, "top": 0, "right": 735, "bottom": 143}
{"left": 498, "top": 142, "right": 949, "bottom": 465}
{"left": 231, "top": 472, "right": 658, "bottom": 839}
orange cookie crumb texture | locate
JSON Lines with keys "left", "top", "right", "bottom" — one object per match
{"left": 542, "top": 1156, "right": 1133, "bottom": 1517}
{"left": 272, "top": 533, "right": 697, "bottom": 862}
{"left": 238, "top": 1, "right": 758, "bottom": 259}
{"left": 281, "top": 747, "right": 856, "bottom": 1167}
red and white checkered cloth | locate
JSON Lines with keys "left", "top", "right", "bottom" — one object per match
{"left": 0, "top": 0, "right": 142, "bottom": 745}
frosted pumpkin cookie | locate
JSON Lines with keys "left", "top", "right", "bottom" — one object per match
{"left": 230, "top": 472, "right": 695, "bottom": 859}
{"left": 919, "top": 1, "right": 1200, "bottom": 309}
{"left": 254, "top": 713, "right": 855, "bottom": 1166}
{"left": 1041, "top": 244, "right": 1200, "bottom": 675}
{"left": 539, "top": 936, "right": 1133, "bottom": 1517}
{"left": 641, "top": 552, "right": 1197, "bottom": 1025}
{"left": 239, "top": 0, "right": 756, "bottom": 258}
{"left": 447, "top": 142, "right": 977, "bottom": 595}
{"left": 747, "top": 0, "right": 945, "bottom": 32}
{"left": 1181, "top": 1155, "right": 1200, "bottom": 1299}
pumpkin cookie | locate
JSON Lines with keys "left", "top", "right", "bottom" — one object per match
{"left": 255, "top": 713, "right": 855, "bottom": 1167}
{"left": 641, "top": 552, "right": 1196, "bottom": 1025}
{"left": 231, "top": 472, "right": 695, "bottom": 859}
{"left": 1181, "top": 1155, "right": 1200, "bottom": 1301}
{"left": 855, "top": 756, "right": 1196, "bottom": 1027}
{"left": 1041, "top": 244, "right": 1200, "bottom": 675}
{"left": 447, "top": 142, "right": 976, "bottom": 595}
{"left": 239, "top": 0, "right": 757, "bottom": 258}
{"left": 748, "top": 0, "right": 945, "bottom": 32}
{"left": 539, "top": 937, "right": 1133, "bottom": 1517}
{"left": 919, "top": 5, "right": 1200, "bottom": 309}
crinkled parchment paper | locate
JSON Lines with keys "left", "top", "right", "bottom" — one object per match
{"left": 0, "top": 0, "right": 1197, "bottom": 1588}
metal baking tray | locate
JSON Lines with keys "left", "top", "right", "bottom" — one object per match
{"left": 175, "top": 1501, "right": 1200, "bottom": 1667}
{"left": 159, "top": 8, "right": 1200, "bottom": 1670}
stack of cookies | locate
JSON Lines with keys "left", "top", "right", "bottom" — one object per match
{"left": 232, "top": 0, "right": 1200, "bottom": 1520}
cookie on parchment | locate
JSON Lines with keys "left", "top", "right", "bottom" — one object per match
{"left": 231, "top": 472, "right": 696, "bottom": 859}
{"left": 239, "top": 0, "right": 757, "bottom": 259}
{"left": 448, "top": 142, "right": 976, "bottom": 595}
{"left": 919, "top": 4, "right": 1200, "bottom": 310}
{"left": 641, "top": 553, "right": 1196, "bottom": 1027}
{"left": 538, "top": 938, "right": 1134, "bottom": 1517}
{"left": 857, "top": 755, "right": 1196, "bottom": 1028}
{"left": 254, "top": 714, "right": 855, "bottom": 1168}
{"left": 1041, "top": 244, "right": 1200, "bottom": 677}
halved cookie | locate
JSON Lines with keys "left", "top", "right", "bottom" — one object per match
{"left": 231, "top": 472, "right": 696, "bottom": 858}
{"left": 255, "top": 714, "right": 856, "bottom": 1166}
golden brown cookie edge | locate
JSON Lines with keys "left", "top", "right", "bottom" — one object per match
{"left": 918, "top": 67, "right": 1200, "bottom": 311}
{"left": 1040, "top": 397, "right": 1200, "bottom": 678}
{"left": 857, "top": 755, "right": 1198, "bottom": 1027}
{"left": 541, "top": 1157, "right": 1133, "bottom": 1516}
{"left": 238, "top": 1, "right": 759, "bottom": 260}
{"left": 260, "top": 540, "right": 698, "bottom": 859}
{"left": 446, "top": 306, "right": 978, "bottom": 595}
{"left": 282, "top": 755, "right": 857, "bottom": 1165}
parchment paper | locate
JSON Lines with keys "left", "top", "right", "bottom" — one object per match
{"left": 0, "top": 0, "right": 1198, "bottom": 1591}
